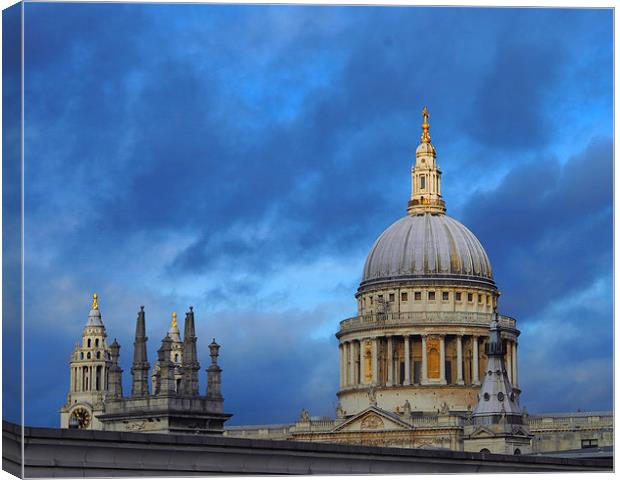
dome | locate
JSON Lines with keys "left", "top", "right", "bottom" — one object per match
{"left": 416, "top": 142, "right": 436, "bottom": 157}
{"left": 361, "top": 213, "right": 494, "bottom": 289}
{"left": 86, "top": 308, "right": 103, "bottom": 327}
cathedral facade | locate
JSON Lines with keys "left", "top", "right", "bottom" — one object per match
{"left": 59, "top": 295, "right": 231, "bottom": 434}
{"left": 224, "top": 108, "right": 613, "bottom": 454}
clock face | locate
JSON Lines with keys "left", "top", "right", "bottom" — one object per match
{"left": 71, "top": 407, "right": 91, "bottom": 429}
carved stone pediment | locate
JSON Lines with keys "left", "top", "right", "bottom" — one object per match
{"left": 361, "top": 414, "right": 384, "bottom": 430}
{"left": 332, "top": 406, "right": 413, "bottom": 433}
{"left": 468, "top": 425, "right": 496, "bottom": 438}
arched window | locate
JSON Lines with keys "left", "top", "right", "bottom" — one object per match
{"left": 480, "top": 448, "right": 490, "bottom": 454}
{"left": 95, "top": 339, "right": 99, "bottom": 347}
{"left": 87, "top": 339, "right": 91, "bottom": 348}
{"left": 87, "top": 352, "right": 91, "bottom": 359}
{"left": 174, "top": 354, "right": 179, "bottom": 363}
{"left": 514, "top": 449, "right": 521, "bottom": 455}
{"left": 96, "top": 351, "right": 100, "bottom": 359}
{"left": 420, "top": 175, "right": 426, "bottom": 190}
{"left": 80, "top": 352, "right": 84, "bottom": 360}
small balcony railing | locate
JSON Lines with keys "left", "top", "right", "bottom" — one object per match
{"left": 339, "top": 311, "right": 516, "bottom": 333}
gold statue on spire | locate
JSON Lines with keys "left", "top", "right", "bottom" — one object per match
{"left": 171, "top": 312, "right": 177, "bottom": 329}
{"left": 92, "top": 293, "right": 98, "bottom": 310}
{"left": 421, "top": 106, "right": 431, "bottom": 144}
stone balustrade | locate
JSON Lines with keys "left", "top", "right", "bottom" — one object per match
{"left": 527, "top": 413, "right": 613, "bottom": 430}
{"left": 339, "top": 311, "right": 516, "bottom": 334}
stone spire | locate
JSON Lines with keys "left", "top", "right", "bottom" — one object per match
{"left": 155, "top": 335, "right": 176, "bottom": 396}
{"left": 130, "top": 306, "right": 150, "bottom": 397}
{"left": 472, "top": 311, "right": 522, "bottom": 425}
{"left": 107, "top": 339, "right": 123, "bottom": 399}
{"left": 407, "top": 106, "right": 446, "bottom": 216}
{"left": 206, "top": 338, "right": 223, "bottom": 401}
{"left": 464, "top": 311, "right": 532, "bottom": 454}
{"left": 181, "top": 306, "right": 200, "bottom": 396}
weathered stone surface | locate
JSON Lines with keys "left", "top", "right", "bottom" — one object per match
{"left": 2, "top": 421, "right": 612, "bottom": 478}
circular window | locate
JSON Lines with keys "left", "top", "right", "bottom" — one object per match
{"left": 483, "top": 393, "right": 490, "bottom": 401}
{"left": 497, "top": 392, "right": 505, "bottom": 401}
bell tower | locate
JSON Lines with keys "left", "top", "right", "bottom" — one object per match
{"left": 407, "top": 106, "right": 446, "bottom": 215}
{"left": 60, "top": 293, "right": 112, "bottom": 429}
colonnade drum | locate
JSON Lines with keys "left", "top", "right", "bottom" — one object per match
{"left": 336, "top": 311, "right": 520, "bottom": 416}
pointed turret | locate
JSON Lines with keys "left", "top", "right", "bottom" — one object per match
{"left": 181, "top": 306, "right": 200, "bottom": 396}
{"left": 130, "top": 306, "right": 150, "bottom": 397}
{"left": 407, "top": 106, "right": 446, "bottom": 215}
{"left": 464, "top": 310, "right": 532, "bottom": 454}
{"left": 206, "top": 338, "right": 223, "bottom": 401}
{"left": 472, "top": 310, "right": 523, "bottom": 424}
{"left": 155, "top": 335, "right": 176, "bottom": 396}
{"left": 60, "top": 293, "right": 112, "bottom": 430}
{"left": 107, "top": 339, "right": 123, "bottom": 398}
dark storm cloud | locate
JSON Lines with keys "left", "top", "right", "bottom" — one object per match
{"left": 20, "top": 5, "right": 613, "bottom": 426}
{"left": 461, "top": 136, "right": 612, "bottom": 319}
{"left": 465, "top": 41, "right": 565, "bottom": 149}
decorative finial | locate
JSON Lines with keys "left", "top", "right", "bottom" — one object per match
{"left": 171, "top": 312, "right": 177, "bottom": 329}
{"left": 92, "top": 293, "right": 98, "bottom": 310}
{"left": 421, "top": 106, "right": 431, "bottom": 143}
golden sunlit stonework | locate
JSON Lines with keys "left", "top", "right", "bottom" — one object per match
{"left": 224, "top": 108, "right": 613, "bottom": 455}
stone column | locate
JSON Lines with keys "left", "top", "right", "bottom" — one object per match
{"left": 360, "top": 340, "right": 365, "bottom": 385}
{"left": 404, "top": 335, "right": 411, "bottom": 385}
{"left": 472, "top": 336, "right": 480, "bottom": 385}
{"left": 342, "top": 342, "right": 348, "bottom": 386}
{"left": 349, "top": 341, "right": 356, "bottom": 386}
{"left": 506, "top": 339, "right": 513, "bottom": 381}
{"left": 456, "top": 335, "right": 464, "bottom": 385}
{"left": 512, "top": 342, "right": 519, "bottom": 388}
{"left": 371, "top": 337, "right": 378, "bottom": 384}
{"left": 387, "top": 336, "right": 394, "bottom": 386}
{"left": 339, "top": 344, "right": 344, "bottom": 388}
{"left": 421, "top": 334, "right": 428, "bottom": 384}
{"left": 439, "top": 335, "right": 446, "bottom": 385}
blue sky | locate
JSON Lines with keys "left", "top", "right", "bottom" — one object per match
{"left": 11, "top": 4, "right": 613, "bottom": 427}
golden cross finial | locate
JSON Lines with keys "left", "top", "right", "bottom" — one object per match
{"left": 171, "top": 312, "right": 177, "bottom": 329}
{"left": 421, "top": 106, "right": 431, "bottom": 143}
{"left": 92, "top": 293, "right": 98, "bottom": 310}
